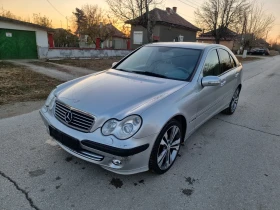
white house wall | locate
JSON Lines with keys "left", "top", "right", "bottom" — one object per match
{"left": 0, "top": 21, "right": 49, "bottom": 58}
{"left": 0, "top": 21, "right": 48, "bottom": 47}
{"left": 46, "top": 49, "right": 133, "bottom": 59}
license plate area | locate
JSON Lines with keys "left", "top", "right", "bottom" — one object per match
{"left": 49, "top": 126, "right": 80, "bottom": 151}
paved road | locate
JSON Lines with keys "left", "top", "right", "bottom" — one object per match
{"left": 1, "top": 56, "right": 280, "bottom": 210}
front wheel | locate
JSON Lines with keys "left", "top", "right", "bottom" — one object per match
{"left": 149, "top": 119, "right": 182, "bottom": 174}
{"left": 222, "top": 87, "right": 240, "bottom": 115}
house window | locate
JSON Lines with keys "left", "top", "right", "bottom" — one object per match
{"left": 133, "top": 31, "right": 143, "bottom": 45}
{"left": 178, "top": 35, "right": 184, "bottom": 42}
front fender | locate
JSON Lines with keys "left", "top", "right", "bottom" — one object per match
{"left": 133, "top": 84, "right": 197, "bottom": 139}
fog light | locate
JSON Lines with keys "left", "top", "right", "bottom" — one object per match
{"left": 112, "top": 159, "right": 122, "bottom": 166}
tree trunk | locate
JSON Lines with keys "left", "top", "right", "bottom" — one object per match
{"left": 215, "top": 28, "right": 220, "bottom": 44}
{"left": 145, "top": 0, "right": 153, "bottom": 43}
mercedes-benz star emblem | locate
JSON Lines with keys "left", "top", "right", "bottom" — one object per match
{"left": 65, "top": 110, "right": 73, "bottom": 123}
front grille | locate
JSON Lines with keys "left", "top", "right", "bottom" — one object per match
{"left": 54, "top": 100, "right": 95, "bottom": 132}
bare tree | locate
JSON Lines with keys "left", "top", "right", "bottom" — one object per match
{"left": 195, "top": 0, "right": 249, "bottom": 43}
{"left": 240, "top": 1, "right": 275, "bottom": 49}
{"left": 73, "top": 4, "right": 117, "bottom": 45}
{"left": 54, "top": 29, "right": 79, "bottom": 47}
{"left": 1, "top": 8, "right": 23, "bottom": 21}
{"left": 0, "top": 7, "right": 52, "bottom": 27}
{"left": 32, "top": 13, "right": 52, "bottom": 28}
{"left": 106, "top": 0, "right": 163, "bottom": 43}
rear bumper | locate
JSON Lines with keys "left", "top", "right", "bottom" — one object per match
{"left": 40, "top": 109, "right": 157, "bottom": 175}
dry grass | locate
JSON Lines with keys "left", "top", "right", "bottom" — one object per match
{"left": 237, "top": 56, "right": 262, "bottom": 63}
{"left": 0, "top": 61, "right": 61, "bottom": 105}
{"left": 47, "top": 58, "right": 122, "bottom": 71}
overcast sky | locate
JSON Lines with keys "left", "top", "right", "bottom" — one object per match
{"left": 1, "top": 0, "right": 279, "bottom": 41}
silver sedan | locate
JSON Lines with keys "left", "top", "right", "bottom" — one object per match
{"left": 40, "top": 42, "right": 242, "bottom": 175}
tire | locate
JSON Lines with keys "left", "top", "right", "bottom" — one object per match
{"left": 149, "top": 119, "right": 182, "bottom": 174}
{"left": 222, "top": 87, "right": 241, "bottom": 115}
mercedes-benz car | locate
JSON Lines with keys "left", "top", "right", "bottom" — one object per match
{"left": 40, "top": 43, "right": 242, "bottom": 175}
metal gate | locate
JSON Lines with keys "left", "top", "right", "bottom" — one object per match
{"left": 0, "top": 29, "right": 38, "bottom": 59}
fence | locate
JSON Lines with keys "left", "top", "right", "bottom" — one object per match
{"left": 38, "top": 47, "right": 133, "bottom": 59}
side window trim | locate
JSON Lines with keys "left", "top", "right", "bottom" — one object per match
{"left": 201, "top": 48, "right": 221, "bottom": 77}
{"left": 217, "top": 48, "right": 236, "bottom": 77}
{"left": 229, "top": 53, "right": 237, "bottom": 67}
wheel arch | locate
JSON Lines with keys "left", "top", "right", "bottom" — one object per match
{"left": 172, "top": 115, "right": 187, "bottom": 142}
{"left": 157, "top": 114, "right": 187, "bottom": 144}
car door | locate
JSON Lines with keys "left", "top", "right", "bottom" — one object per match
{"left": 216, "top": 49, "right": 238, "bottom": 108}
{"left": 195, "top": 49, "right": 222, "bottom": 128}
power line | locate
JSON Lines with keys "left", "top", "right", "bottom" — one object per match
{"left": 182, "top": 0, "right": 201, "bottom": 8}
{"left": 177, "top": 0, "right": 198, "bottom": 10}
{"left": 46, "top": 0, "right": 65, "bottom": 17}
{"left": 177, "top": 12, "right": 195, "bottom": 20}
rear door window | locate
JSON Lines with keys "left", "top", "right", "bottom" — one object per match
{"left": 203, "top": 50, "right": 220, "bottom": 77}
{"left": 218, "top": 49, "right": 234, "bottom": 74}
{"left": 229, "top": 54, "right": 236, "bottom": 68}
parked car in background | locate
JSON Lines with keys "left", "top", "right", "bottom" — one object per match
{"left": 40, "top": 43, "right": 243, "bottom": 175}
{"left": 248, "top": 48, "right": 270, "bottom": 55}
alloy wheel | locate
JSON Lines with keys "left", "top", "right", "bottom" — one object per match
{"left": 157, "top": 125, "right": 181, "bottom": 170}
{"left": 231, "top": 88, "right": 240, "bottom": 112}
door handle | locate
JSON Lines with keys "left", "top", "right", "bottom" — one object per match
{"left": 235, "top": 72, "right": 239, "bottom": 78}
{"left": 220, "top": 80, "right": 226, "bottom": 86}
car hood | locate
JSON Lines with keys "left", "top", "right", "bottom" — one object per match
{"left": 56, "top": 69, "right": 187, "bottom": 128}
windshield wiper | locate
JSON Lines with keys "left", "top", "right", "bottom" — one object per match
{"left": 130, "top": 71, "right": 167, "bottom": 78}
{"left": 115, "top": 68, "right": 130, "bottom": 72}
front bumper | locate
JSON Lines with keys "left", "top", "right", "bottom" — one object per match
{"left": 40, "top": 109, "right": 157, "bottom": 175}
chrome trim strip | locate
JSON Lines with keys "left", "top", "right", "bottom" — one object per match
{"left": 57, "top": 141, "right": 104, "bottom": 161}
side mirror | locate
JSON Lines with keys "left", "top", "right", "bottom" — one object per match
{"left": 201, "top": 76, "right": 221, "bottom": 87}
{"left": 112, "top": 62, "right": 118, "bottom": 68}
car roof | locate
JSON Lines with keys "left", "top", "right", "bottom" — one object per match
{"left": 145, "top": 42, "right": 222, "bottom": 50}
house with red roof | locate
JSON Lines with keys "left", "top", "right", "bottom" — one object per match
{"left": 197, "top": 27, "right": 239, "bottom": 50}
{"left": 126, "top": 7, "right": 201, "bottom": 49}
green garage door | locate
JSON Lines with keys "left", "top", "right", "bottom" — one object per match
{"left": 0, "top": 29, "right": 38, "bottom": 59}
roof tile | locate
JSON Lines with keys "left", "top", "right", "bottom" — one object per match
{"left": 126, "top": 8, "right": 201, "bottom": 31}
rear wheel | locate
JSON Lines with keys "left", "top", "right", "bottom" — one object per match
{"left": 149, "top": 119, "right": 182, "bottom": 174}
{"left": 222, "top": 87, "right": 240, "bottom": 115}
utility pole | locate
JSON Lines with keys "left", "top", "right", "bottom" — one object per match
{"left": 66, "top": 16, "right": 68, "bottom": 30}
{"left": 145, "top": 0, "right": 152, "bottom": 43}
{"left": 240, "top": 11, "right": 247, "bottom": 52}
{"left": 265, "top": 30, "right": 269, "bottom": 41}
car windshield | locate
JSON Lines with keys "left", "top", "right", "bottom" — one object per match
{"left": 114, "top": 46, "right": 202, "bottom": 81}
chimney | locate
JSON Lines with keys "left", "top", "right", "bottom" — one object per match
{"left": 166, "top": 7, "right": 171, "bottom": 13}
{"left": 173, "top": 7, "right": 177, "bottom": 13}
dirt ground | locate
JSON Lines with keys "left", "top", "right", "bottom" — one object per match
{"left": 47, "top": 58, "right": 122, "bottom": 71}
{"left": 28, "top": 61, "right": 73, "bottom": 74}
{"left": 0, "top": 100, "right": 45, "bottom": 119}
{"left": 0, "top": 61, "right": 61, "bottom": 118}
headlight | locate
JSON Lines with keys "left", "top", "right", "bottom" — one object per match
{"left": 101, "top": 115, "right": 142, "bottom": 140}
{"left": 45, "top": 88, "right": 56, "bottom": 108}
